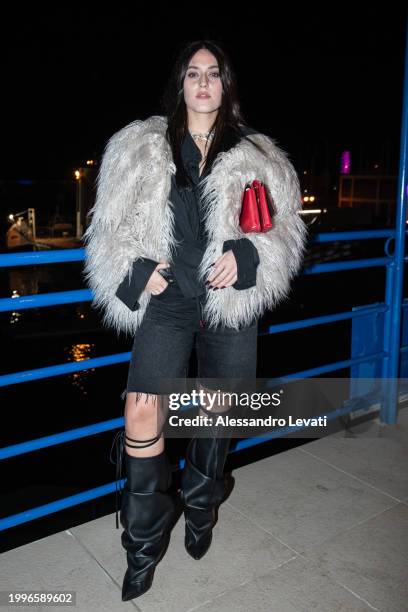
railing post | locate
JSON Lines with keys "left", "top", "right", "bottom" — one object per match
{"left": 381, "top": 15, "right": 408, "bottom": 424}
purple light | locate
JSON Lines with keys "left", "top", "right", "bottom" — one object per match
{"left": 341, "top": 150, "right": 351, "bottom": 174}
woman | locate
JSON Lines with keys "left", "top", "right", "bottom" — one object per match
{"left": 83, "top": 40, "right": 307, "bottom": 601}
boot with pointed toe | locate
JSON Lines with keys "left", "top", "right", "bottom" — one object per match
{"left": 119, "top": 446, "right": 180, "bottom": 601}
{"left": 180, "top": 433, "right": 234, "bottom": 560}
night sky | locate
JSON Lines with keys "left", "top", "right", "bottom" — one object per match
{"left": 2, "top": 4, "right": 407, "bottom": 180}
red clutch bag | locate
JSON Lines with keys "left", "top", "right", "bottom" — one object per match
{"left": 239, "top": 179, "right": 275, "bottom": 233}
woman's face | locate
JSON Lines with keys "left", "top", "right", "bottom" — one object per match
{"left": 183, "top": 48, "right": 223, "bottom": 118}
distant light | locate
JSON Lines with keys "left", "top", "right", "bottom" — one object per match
{"left": 8, "top": 214, "right": 14, "bottom": 221}
{"left": 86, "top": 160, "right": 94, "bottom": 166}
{"left": 74, "top": 170, "right": 82, "bottom": 180}
{"left": 303, "top": 195, "right": 316, "bottom": 203}
{"left": 341, "top": 150, "right": 351, "bottom": 174}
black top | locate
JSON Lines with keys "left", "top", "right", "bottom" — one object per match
{"left": 115, "top": 124, "right": 261, "bottom": 311}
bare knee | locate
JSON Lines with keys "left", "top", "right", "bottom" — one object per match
{"left": 123, "top": 391, "right": 164, "bottom": 456}
{"left": 124, "top": 391, "right": 160, "bottom": 425}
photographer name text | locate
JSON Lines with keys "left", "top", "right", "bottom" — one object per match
{"left": 168, "top": 415, "right": 327, "bottom": 427}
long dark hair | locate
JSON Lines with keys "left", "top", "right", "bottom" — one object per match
{"left": 158, "top": 39, "right": 266, "bottom": 189}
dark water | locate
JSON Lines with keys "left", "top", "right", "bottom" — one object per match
{"left": 1, "top": 235, "right": 405, "bottom": 552}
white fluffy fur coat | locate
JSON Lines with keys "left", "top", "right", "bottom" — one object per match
{"left": 82, "top": 115, "right": 308, "bottom": 337}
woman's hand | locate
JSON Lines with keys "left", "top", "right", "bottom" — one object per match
{"left": 146, "top": 261, "right": 170, "bottom": 295}
{"left": 206, "top": 250, "right": 237, "bottom": 289}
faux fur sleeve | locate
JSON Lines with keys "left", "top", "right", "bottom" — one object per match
{"left": 85, "top": 120, "right": 146, "bottom": 231}
{"left": 81, "top": 120, "right": 149, "bottom": 336}
{"left": 241, "top": 137, "right": 308, "bottom": 311}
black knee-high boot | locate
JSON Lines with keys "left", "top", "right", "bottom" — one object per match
{"left": 110, "top": 429, "right": 180, "bottom": 601}
{"left": 180, "top": 405, "right": 235, "bottom": 560}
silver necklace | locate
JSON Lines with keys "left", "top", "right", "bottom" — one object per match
{"left": 190, "top": 130, "right": 215, "bottom": 143}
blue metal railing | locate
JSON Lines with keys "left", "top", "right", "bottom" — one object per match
{"left": 0, "top": 227, "right": 405, "bottom": 532}
{"left": 1, "top": 17, "right": 407, "bottom": 533}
